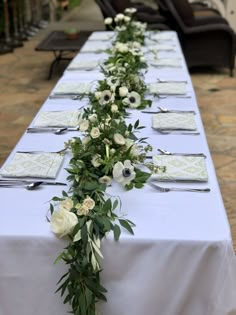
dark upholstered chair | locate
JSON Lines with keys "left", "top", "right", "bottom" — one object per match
{"left": 96, "top": 0, "right": 170, "bottom": 30}
{"left": 155, "top": 0, "right": 235, "bottom": 75}
{"left": 156, "top": 0, "right": 229, "bottom": 26}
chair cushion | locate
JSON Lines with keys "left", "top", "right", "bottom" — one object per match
{"left": 172, "top": 0, "right": 195, "bottom": 26}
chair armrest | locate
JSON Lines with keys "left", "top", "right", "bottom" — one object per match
{"left": 184, "top": 23, "right": 235, "bottom": 37}
{"left": 136, "top": 12, "right": 166, "bottom": 23}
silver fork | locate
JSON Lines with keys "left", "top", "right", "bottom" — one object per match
{"left": 152, "top": 128, "right": 199, "bottom": 135}
{"left": 148, "top": 182, "right": 210, "bottom": 193}
{"left": 158, "top": 148, "right": 206, "bottom": 157}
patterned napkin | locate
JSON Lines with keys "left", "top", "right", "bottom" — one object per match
{"left": 53, "top": 82, "right": 93, "bottom": 95}
{"left": 152, "top": 113, "right": 197, "bottom": 131}
{"left": 67, "top": 60, "right": 99, "bottom": 70}
{"left": 80, "top": 42, "right": 110, "bottom": 53}
{"left": 33, "top": 110, "right": 80, "bottom": 127}
{"left": 152, "top": 155, "right": 208, "bottom": 182}
{"left": 149, "top": 58, "right": 182, "bottom": 68}
{"left": 0, "top": 152, "right": 64, "bottom": 179}
{"left": 89, "top": 32, "right": 113, "bottom": 41}
{"left": 151, "top": 32, "right": 174, "bottom": 41}
{"left": 148, "top": 44, "right": 176, "bottom": 52}
{"left": 149, "top": 82, "right": 187, "bottom": 95}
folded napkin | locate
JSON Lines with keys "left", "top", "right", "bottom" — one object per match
{"left": 149, "top": 82, "right": 187, "bottom": 95}
{"left": 89, "top": 32, "right": 113, "bottom": 41}
{"left": 152, "top": 155, "right": 208, "bottom": 182}
{"left": 148, "top": 44, "right": 176, "bottom": 52}
{"left": 151, "top": 32, "right": 174, "bottom": 41}
{"left": 0, "top": 152, "right": 64, "bottom": 179}
{"left": 67, "top": 60, "right": 99, "bottom": 70}
{"left": 53, "top": 82, "right": 92, "bottom": 95}
{"left": 149, "top": 58, "right": 182, "bottom": 68}
{"left": 80, "top": 42, "right": 110, "bottom": 53}
{"left": 33, "top": 110, "right": 80, "bottom": 127}
{"left": 152, "top": 113, "right": 197, "bottom": 131}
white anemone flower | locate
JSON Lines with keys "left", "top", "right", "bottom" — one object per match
{"left": 131, "top": 48, "right": 143, "bottom": 56}
{"left": 123, "top": 91, "right": 141, "bottom": 108}
{"left": 107, "top": 76, "right": 120, "bottom": 92}
{"left": 99, "top": 90, "right": 114, "bottom": 105}
{"left": 113, "top": 160, "right": 136, "bottom": 186}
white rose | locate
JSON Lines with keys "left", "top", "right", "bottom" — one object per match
{"left": 91, "top": 154, "right": 101, "bottom": 167}
{"left": 90, "top": 127, "right": 100, "bottom": 139}
{"left": 111, "top": 104, "right": 118, "bottom": 113}
{"left": 114, "top": 133, "right": 126, "bottom": 145}
{"left": 114, "top": 13, "right": 125, "bottom": 22}
{"left": 99, "top": 176, "right": 112, "bottom": 186}
{"left": 110, "top": 148, "right": 116, "bottom": 155}
{"left": 58, "top": 198, "right": 73, "bottom": 212}
{"left": 140, "top": 56, "right": 146, "bottom": 63}
{"left": 77, "top": 204, "right": 89, "bottom": 216}
{"left": 51, "top": 210, "right": 78, "bottom": 238}
{"left": 132, "top": 41, "right": 141, "bottom": 48}
{"left": 83, "top": 196, "right": 95, "bottom": 210}
{"left": 80, "top": 120, "right": 89, "bottom": 132}
{"left": 82, "top": 136, "right": 90, "bottom": 145}
{"left": 104, "top": 17, "right": 113, "bottom": 25}
{"left": 88, "top": 113, "right": 97, "bottom": 122}
{"left": 125, "top": 138, "right": 139, "bottom": 156}
{"left": 124, "top": 16, "right": 131, "bottom": 22}
{"left": 119, "top": 86, "right": 129, "bottom": 97}
{"left": 95, "top": 91, "right": 102, "bottom": 100}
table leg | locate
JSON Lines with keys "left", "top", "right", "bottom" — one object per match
{"left": 48, "top": 51, "right": 74, "bottom": 80}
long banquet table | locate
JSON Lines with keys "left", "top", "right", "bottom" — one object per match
{"left": 1, "top": 31, "right": 236, "bottom": 315}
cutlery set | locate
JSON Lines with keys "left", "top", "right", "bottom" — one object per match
{"left": 27, "top": 127, "right": 80, "bottom": 135}
{"left": 0, "top": 180, "right": 67, "bottom": 190}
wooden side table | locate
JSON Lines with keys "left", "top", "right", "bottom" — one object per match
{"left": 35, "top": 30, "right": 92, "bottom": 79}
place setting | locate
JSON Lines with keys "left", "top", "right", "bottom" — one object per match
{"left": 79, "top": 41, "right": 111, "bottom": 54}
{"left": 0, "top": 150, "right": 67, "bottom": 190}
{"left": 88, "top": 32, "right": 115, "bottom": 41}
{"left": 146, "top": 147, "right": 210, "bottom": 192}
{"left": 148, "top": 57, "right": 183, "bottom": 68}
{"left": 140, "top": 106, "right": 199, "bottom": 135}
{"left": 27, "top": 109, "right": 81, "bottom": 135}
{"left": 66, "top": 59, "right": 100, "bottom": 71}
{"left": 49, "top": 80, "right": 94, "bottom": 99}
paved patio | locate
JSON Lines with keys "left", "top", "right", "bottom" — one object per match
{"left": 0, "top": 0, "right": 236, "bottom": 248}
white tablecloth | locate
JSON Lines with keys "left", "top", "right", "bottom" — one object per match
{"left": 0, "top": 31, "right": 236, "bottom": 315}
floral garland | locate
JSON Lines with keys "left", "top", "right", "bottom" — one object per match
{"left": 50, "top": 9, "right": 161, "bottom": 315}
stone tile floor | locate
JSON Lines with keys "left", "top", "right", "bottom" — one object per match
{"left": 0, "top": 0, "right": 236, "bottom": 249}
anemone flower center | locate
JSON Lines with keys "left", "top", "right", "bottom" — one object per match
{"left": 122, "top": 168, "right": 131, "bottom": 177}
{"left": 129, "top": 96, "right": 136, "bottom": 103}
{"left": 104, "top": 95, "right": 110, "bottom": 101}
